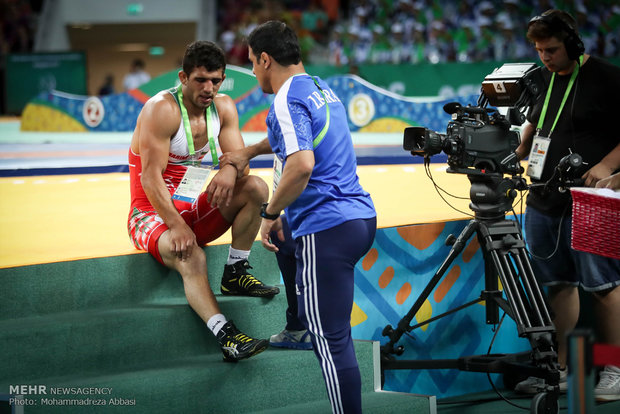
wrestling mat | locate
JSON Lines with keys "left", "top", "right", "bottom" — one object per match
{"left": 1, "top": 164, "right": 519, "bottom": 268}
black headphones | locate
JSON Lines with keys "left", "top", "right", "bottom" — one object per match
{"left": 528, "top": 12, "right": 585, "bottom": 60}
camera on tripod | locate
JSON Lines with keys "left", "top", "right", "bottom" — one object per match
{"left": 381, "top": 63, "right": 563, "bottom": 411}
{"left": 403, "top": 62, "right": 544, "bottom": 177}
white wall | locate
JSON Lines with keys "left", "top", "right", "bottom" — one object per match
{"left": 35, "top": 0, "right": 215, "bottom": 52}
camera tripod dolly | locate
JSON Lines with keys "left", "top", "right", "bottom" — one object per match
{"left": 380, "top": 172, "right": 561, "bottom": 414}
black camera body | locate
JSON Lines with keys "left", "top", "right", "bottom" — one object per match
{"left": 404, "top": 104, "right": 522, "bottom": 176}
{"left": 404, "top": 63, "right": 543, "bottom": 178}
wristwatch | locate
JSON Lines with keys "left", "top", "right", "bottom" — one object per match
{"left": 260, "top": 203, "right": 280, "bottom": 220}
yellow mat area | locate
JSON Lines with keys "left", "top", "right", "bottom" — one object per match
{"left": 0, "top": 164, "right": 525, "bottom": 268}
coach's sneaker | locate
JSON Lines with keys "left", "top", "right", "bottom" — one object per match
{"left": 595, "top": 365, "right": 620, "bottom": 401}
{"left": 270, "top": 329, "right": 313, "bottom": 350}
{"left": 514, "top": 368, "right": 567, "bottom": 393}
{"left": 221, "top": 260, "right": 280, "bottom": 297}
{"left": 216, "top": 321, "right": 268, "bottom": 362}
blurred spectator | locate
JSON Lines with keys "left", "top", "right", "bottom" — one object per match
{"left": 409, "top": 22, "right": 427, "bottom": 63}
{"left": 368, "top": 24, "right": 391, "bottom": 63}
{"left": 474, "top": 16, "right": 497, "bottom": 61}
{"left": 493, "top": 20, "right": 531, "bottom": 61}
{"left": 123, "top": 58, "right": 150, "bottom": 91}
{"left": 496, "top": 0, "right": 527, "bottom": 33}
{"left": 328, "top": 23, "right": 348, "bottom": 66}
{"left": 301, "top": 0, "right": 329, "bottom": 43}
{"left": 226, "top": 28, "right": 250, "bottom": 66}
{"left": 573, "top": 3, "right": 599, "bottom": 54}
{"left": 98, "top": 74, "right": 115, "bottom": 96}
{"left": 388, "top": 22, "right": 414, "bottom": 64}
{"left": 347, "top": 24, "right": 372, "bottom": 65}
{"left": 219, "top": 26, "right": 236, "bottom": 56}
{"left": 452, "top": 20, "right": 478, "bottom": 62}
{"left": 1, "top": 0, "right": 35, "bottom": 54}
{"left": 426, "top": 20, "right": 454, "bottom": 63}
{"left": 216, "top": 0, "right": 619, "bottom": 66}
{"left": 600, "top": 6, "right": 620, "bottom": 57}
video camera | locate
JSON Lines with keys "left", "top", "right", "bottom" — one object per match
{"left": 403, "top": 63, "right": 544, "bottom": 177}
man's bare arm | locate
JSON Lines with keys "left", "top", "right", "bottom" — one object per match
{"left": 138, "top": 94, "right": 196, "bottom": 260}
{"left": 582, "top": 142, "right": 620, "bottom": 187}
{"left": 259, "top": 150, "right": 314, "bottom": 251}
{"left": 516, "top": 121, "right": 535, "bottom": 161}
{"left": 205, "top": 94, "right": 246, "bottom": 207}
{"left": 219, "top": 138, "right": 274, "bottom": 177}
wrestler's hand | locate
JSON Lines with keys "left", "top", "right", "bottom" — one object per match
{"left": 206, "top": 164, "right": 237, "bottom": 208}
{"left": 169, "top": 222, "right": 196, "bottom": 261}
{"left": 219, "top": 151, "right": 249, "bottom": 179}
{"left": 260, "top": 216, "right": 283, "bottom": 252}
{"left": 582, "top": 162, "right": 615, "bottom": 187}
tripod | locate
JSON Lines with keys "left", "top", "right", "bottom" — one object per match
{"left": 380, "top": 173, "right": 561, "bottom": 414}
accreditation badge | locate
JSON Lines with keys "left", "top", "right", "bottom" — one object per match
{"left": 272, "top": 156, "right": 283, "bottom": 194}
{"left": 172, "top": 165, "right": 212, "bottom": 204}
{"left": 526, "top": 135, "right": 551, "bottom": 180}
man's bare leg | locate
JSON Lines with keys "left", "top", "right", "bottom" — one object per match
{"left": 549, "top": 285, "right": 580, "bottom": 369}
{"left": 219, "top": 175, "right": 279, "bottom": 297}
{"left": 158, "top": 230, "right": 220, "bottom": 323}
{"left": 594, "top": 285, "right": 620, "bottom": 348}
{"left": 157, "top": 229, "right": 269, "bottom": 361}
{"left": 219, "top": 175, "right": 269, "bottom": 251}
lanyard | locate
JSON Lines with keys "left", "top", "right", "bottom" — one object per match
{"left": 288, "top": 73, "right": 331, "bottom": 148}
{"left": 537, "top": 55, "right": 583, "bottom": 136}
{"left": 177, "top": 87, "right": 218, "bottom": 167}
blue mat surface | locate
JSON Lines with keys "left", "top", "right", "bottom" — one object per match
{"left": 0, "top": 121, "right": 445, "bottom": 176}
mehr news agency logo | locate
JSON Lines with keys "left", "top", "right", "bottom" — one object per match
{"left": 7, "top": 384, "right": 136, "bottom": 407}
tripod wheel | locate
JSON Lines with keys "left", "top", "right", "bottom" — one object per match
{"left": 530, "top": 392, "right": 559, "bottom": 414}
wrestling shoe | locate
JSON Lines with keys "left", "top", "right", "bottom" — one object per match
{"left": 269, "top": 329, "right": 313, "bottom": 350}
{"left": 221, "top": 260, "right": 280, "bottom": 297}
{"left": 514, "top": 369, "right": 567, "bottom": 393}
{"left": 595, "top": 365, "right": 620, "bottom": 401}
{"left": 216, "top": 321, "right": 269, "bottom": 362}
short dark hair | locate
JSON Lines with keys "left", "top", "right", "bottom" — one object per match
{"left": 247, "top": 21, "right": 302, "bottom": 66}
{"left": 527, "top": 9, "right": 579, "bottom": 43}
{"left": 182, "top": 40, "right": 226, "bottom": 75}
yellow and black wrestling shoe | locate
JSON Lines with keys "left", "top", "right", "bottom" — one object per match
{"left": 216, "top": 321, "right": 269, "bottom": 362}
{"left": 220, "top": 260, "right": 280, "bottom": 298}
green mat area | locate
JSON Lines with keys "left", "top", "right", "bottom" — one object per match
{"left": 1, "top": 242, "right": 434, "bottom": 413}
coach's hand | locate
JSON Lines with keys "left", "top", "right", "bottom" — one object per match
{"left": 260, "top": 217, "right": 283, "bottom": 252}
{"left": 206, "top": 164, "right": 237, "bottom": 208}
{"left": 219, "top": 151, "right": 249, "bottom": 179}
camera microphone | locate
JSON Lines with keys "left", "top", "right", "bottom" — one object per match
{"left": 443, "top": 102, "right": 489, "bottom": 118}
{"left": 443, "top": 102, "right": 462, "bottom": 114}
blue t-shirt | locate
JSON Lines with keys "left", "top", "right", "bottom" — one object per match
{"left": 266, "top": 73, "right": 376, "bottom": 239}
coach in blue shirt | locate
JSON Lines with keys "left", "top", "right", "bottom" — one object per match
{"left": 220, "top": 20, "right": 377, "bottom": 414}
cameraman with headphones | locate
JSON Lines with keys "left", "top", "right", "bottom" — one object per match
{"left": 514, "top": 9, "right": 620, "bottom": 400}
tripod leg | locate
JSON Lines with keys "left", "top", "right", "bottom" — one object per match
{"left": 478, "top": 220, "right": 559, "bottom": 399}
{"left": 381, "top": 219, "right": 479, "bottom": 356}
{"left": 494, "top": 249, "right": 532, "bottom": 329}
{"left": 517, "top": 248, "right": 554, "bottom": 325}
{"left": 481, "top": 240, "right": 500, "bottom": 324}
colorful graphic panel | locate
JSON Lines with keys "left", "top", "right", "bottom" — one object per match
{"left": 20, "top": 67, "right": 480, "bottom": 135}
{"left": 352, "top": 220, "right": 532, "bottom": 398}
